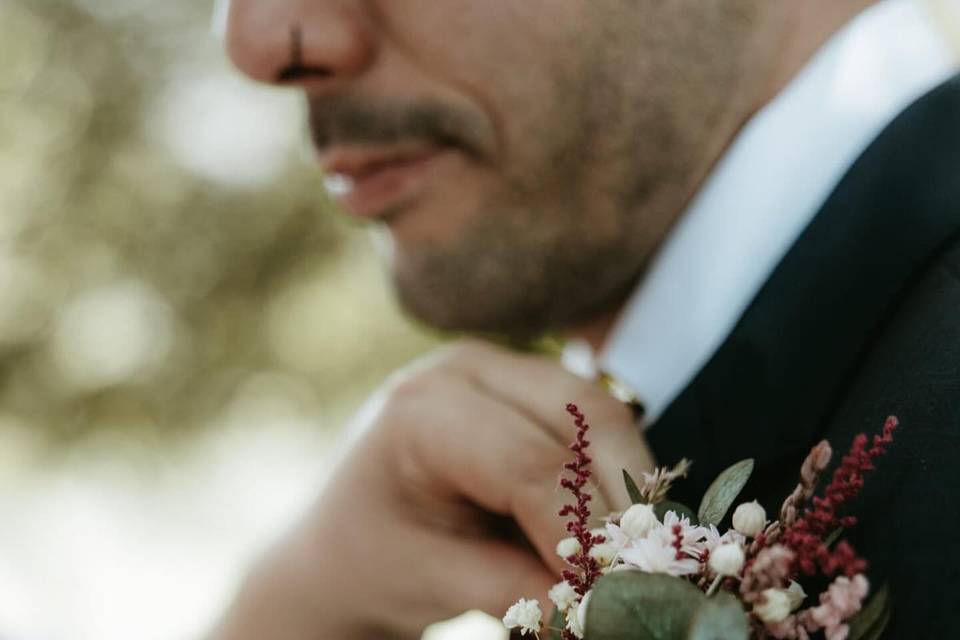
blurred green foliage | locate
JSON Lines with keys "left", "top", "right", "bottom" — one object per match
{"left": 0, "top": 0, "right": 438, "bottom": 448}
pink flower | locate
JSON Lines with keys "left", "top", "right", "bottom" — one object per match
{"left": 804, "top": 574, "right": 869, "bottom": 640}
{"left": 769, "top": 573, "right": 869, "bottom": 640}
{"left": 765, "top": 615, "right": 808, "bottom": 640}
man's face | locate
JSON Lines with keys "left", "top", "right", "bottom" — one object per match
{"left": 226, "top": 1, "right": 765, "bottom": 337}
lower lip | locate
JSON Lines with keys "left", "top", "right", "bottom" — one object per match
{"left": 326, "top": 149, "right": 461, "bottom": 219}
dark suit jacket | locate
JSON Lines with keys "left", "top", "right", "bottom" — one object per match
{"left": 647, "top": 75, "right": 960, "bottom": 637}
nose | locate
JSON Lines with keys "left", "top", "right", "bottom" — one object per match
{"left": 225, "top": 0, "right": 377, "bottom": 87}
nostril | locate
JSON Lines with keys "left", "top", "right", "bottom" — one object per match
{"left": 277, "top": 65, "right": 333, "bottom": 83}
{"left": 275, "top": 26, "right": 332, "bottom": 83}
{"left": 227, "top": 5, "right": 376, "bottom": 87}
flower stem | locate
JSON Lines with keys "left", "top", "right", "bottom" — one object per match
{"left": 705, "top": 575, "right": 723, "bottom": 597}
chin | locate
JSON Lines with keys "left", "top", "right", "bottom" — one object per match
{"left": 390, "top": 266, "right": 631, "bottom": 342}
{"left": 379, "top": 186, "right": 643, "bottom": 337}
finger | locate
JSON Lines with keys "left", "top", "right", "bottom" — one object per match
{"left": 438, "top": 340, "right": 655, "bottom": 512}
{"left": 302, "top": 499, "right": 556, "bottom": 639}
{"left": 386, "top": 373, "right": 606, "bottom": 576}
{"left": 434, "top": 340, "right": 615, "bottom": 443}
{"left": 422, "top": 533, "right": 557, "bottom": 625}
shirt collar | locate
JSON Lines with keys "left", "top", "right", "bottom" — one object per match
{"left": 567, "top": 0, "right": 959, "bottom": 425}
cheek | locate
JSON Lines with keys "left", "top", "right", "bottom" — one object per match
{"left": 376, "top": 1, "right": 589, "bottom": 155}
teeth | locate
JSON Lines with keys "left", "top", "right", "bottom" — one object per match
{"left": 323, "top": 173, "right": 354, "bottom": 197}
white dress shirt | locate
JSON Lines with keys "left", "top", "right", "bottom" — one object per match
{"left": 565, "top": 0, "right": 960, "bottom": 426}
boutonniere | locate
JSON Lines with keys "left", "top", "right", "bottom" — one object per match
{"left": 503, "top": 405, "right": 896, "bottom": 640}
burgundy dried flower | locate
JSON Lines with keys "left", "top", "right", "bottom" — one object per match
{"left": 558, "top": 405, "right": 604, "bottom": 593}
{"left": 781, "top": 417, "right": 898, "bottom": 578}
{"left": 557, "top": 404, "right": 606, "bottom": 640}
{"left": 671, "top": 524, "right": 685, "bottom": 561}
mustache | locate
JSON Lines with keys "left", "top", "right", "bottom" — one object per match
{"left": 306, "top": 96, "right": 490, "bottom": 158}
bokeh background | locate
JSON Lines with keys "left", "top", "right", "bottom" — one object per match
{"left": 0, "top": 2, "right": 504, "bottom": 638}
{"left": 12, "top": 2, "right": 959, "bottom": 639}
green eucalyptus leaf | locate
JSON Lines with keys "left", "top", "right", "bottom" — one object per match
{"left": 623, "top": 469, "right": 646, "bottom": 505}
{"left": 859, "top": 608, "right": 891, "bottom": 640}
{"left": 697, "top": 460, "right": 755, "bottom": 526}
{"left": 686, "top": 592, "right": 750, "bottom": 640}
{"left": 847, "top": 584, "right": 891, "bottom": 640}
{"left": 584, "top": 571, "right": 706, "bottom": 640}
{"left": 654, "top": 500, "right": 699, "bottom": 525}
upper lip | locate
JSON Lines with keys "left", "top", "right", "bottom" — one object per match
{"left": 318, "top": 142, "right": 444, "bottom": 179}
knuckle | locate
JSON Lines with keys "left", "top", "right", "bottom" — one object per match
{"left": 516, "top": 444, "right": 566, "bottom": 486}
{"left": 358, "top": 378, "right": 425, "bottom": 447}
{"left": 383, "top": 370, "right": 433, "bottom": 405}
{"left": 382, "top": 361, "right": 450, "bottom": 407}
{"left": 383, "top": 341, "right": 479, "bottom": 393}
{"left": 373, "top": 384, "right": 434, "bottom": 486}
{"left": 376, "top": 368, "right": 449, "bottom": 447}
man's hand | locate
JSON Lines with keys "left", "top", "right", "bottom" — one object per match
{"left": 211, "top": 339, "right": 654, "bottom": 640}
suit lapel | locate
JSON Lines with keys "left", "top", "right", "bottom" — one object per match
{"left": 647, "top": 74, "right": 960, "bottom": 505}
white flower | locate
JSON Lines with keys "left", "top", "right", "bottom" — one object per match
{"left": 648, "top": 511, "right": 710, "bottom": 561}
{"left": 604, "top": 522, "right": 629, "bottom": 547}
{"left": 732, "top": 501, "right": 767, "bottom": 538}
{"left": 709, "top": 542, "right": 745, "bottom": 577}
{"left": 619, "top": 536, "right": 701, "bottom": 576}
{"left": 701, "top": 524, "right": 746, "bottom": 556}
{"left": 503, "top": 598, "right": 542, "bottom": 636}
{"left": 753, "top": 588, "right": 793, "bottom": 623}
{"left": 619, "top": 503, "right": 658, "bottom": 539}
{"left": 589, "top": 542, "right": 618, "bottom": 567}
{"left": 548, "top": 581, "right": 579, "bottom": 613}
{"left": 659, "top": 511, "right": 709, "bottom": 546}
{"left": 556, "top": 536, "right": 582, "bottom": 560}
{"left": 565, "top": 601, "right": 585, "bottom": 639}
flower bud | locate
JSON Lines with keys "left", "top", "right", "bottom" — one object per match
{"left": 556, "top": 536, "right": 581, "bottom": 559}
{"left": 753, "top": 588, "right": 793, "bottom": 623}
{"left": 708, "top": 542, "right": 745, "bottom": 577}
{"left": 732, "top": 500, "right": 767, "bottom": 538}
{"left": 785, "top": 581, "right": 807, "bottom": 611}
{"left": 589, "top": 542, "right": 617, "bottom": 567}
{"left": 619, "top": 503, "right": 658, "bottom": 539}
